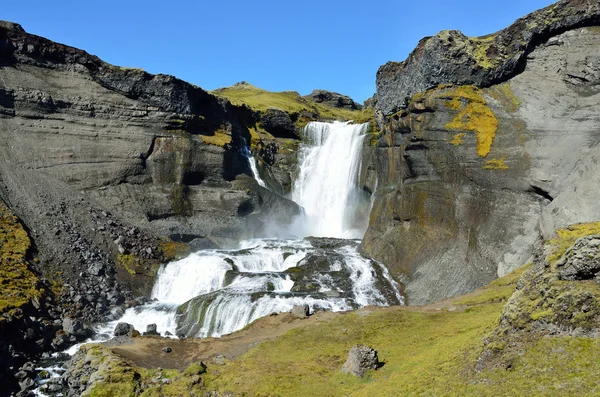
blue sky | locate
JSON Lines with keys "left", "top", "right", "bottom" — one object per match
{"left": 4, "top": 0, "right": 555, "bottom": 102}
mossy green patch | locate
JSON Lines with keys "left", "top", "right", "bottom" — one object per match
{"left": 212, "top": 83, "right": 373, "bottom": 123}
{"left": 201, "top": 267, "right": 529, "bottom": 396}
{"left": 0, "top": 202, "right": 42, "bottom": 315}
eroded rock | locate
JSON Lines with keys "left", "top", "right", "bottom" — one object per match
{"left": 341, "top": 345, "right": 379, "bottom": 377}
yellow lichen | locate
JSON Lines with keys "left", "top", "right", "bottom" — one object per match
{"left": 450, "top": 133, "right": 465, "bottom": 146}
{"left": 488, "top": 82, "right": 521, "bottom": 113}
{"left": 546, "top": 222, "right": 600, "bottom": 265}
{"left": 444, "top": 86, "right": 498, "bottom": 157}
{"left": 483, "top": 158, "right": 509, "bottom": 170}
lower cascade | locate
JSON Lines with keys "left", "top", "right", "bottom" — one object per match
{"left": 99, "top": 121, "right": 402, "bottom": 339}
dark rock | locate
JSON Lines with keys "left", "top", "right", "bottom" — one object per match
{"left": 113, "top": 322, "right": 136, "bottom": 337}
{"left": 341, "top": 345, "right": 379, "bottom": 377}
{"left": 304, "top": 89, "right": 362, "bottom": 110}
{"left": 290, "top": 304, "right": 310, "bottom": 318}
{"left": 260, "top": 108, "right": 298, "bottom": 139}
{"left": 162, "top": 346, "right": 172, "bottom": 353}
{"left": 144, "top": 323, "right": 159, "bottom": 336}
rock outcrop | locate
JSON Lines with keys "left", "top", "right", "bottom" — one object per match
{"left": 364, "top": 2, "right": 600, "bottom": 304}
{"left": 375, "top": 0, "right": 600, "bottom": 116}
{"left": 304, "top": 89, "right": 362, "bottom": 110}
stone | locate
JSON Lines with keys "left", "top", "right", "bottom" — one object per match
{"left": 144, "top": 323, "right": 159, "bottom": 336}
{"left": 214, "top": 355, "right": 226, "bottom": 365}
{"left": 113, "top": 322, "right": 136, "bottom": 337}
{"left": 557, "top": 235, "right": 600, "bottom": 280}
{"left": 304, "top": 89, "right": 362, "bottom": 110}
{"left": 290, "top": 304, "right": 310, "bottom": 318}
{"left": 162, "top": 346, "right": 172, "bottom": 353}
{"left": 341, "top": 345, "right": 379, "bottom": 377}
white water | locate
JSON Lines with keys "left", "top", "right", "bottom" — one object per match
{"left": 292, "top": 121, "right": 370, "bottom": 238}
{"left": 248, "top": 155, "right": 267, "bottom": 187}
{"left": 86, "top": 121, "right": 402, "bottom": 342}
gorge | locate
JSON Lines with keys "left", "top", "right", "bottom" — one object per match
{"left": 2, "top": 0, "right": 600, "bottom": 395}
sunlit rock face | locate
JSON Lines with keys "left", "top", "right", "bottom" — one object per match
{"left": 365, "top": 24, "right": 600, "bottom": 305}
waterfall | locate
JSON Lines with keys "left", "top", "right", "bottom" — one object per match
{"left": 95, "top": 121, "right": 403, "bottom": 340}
{"left": 240, "top": 139, "right": 267, "bottom": 187}
{"left": 292, "top": 121, "right": 370, "bottom": 238}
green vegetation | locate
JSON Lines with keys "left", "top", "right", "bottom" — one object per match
{"left": 199, "top": 125, "right": 231, "bottom": 147}
{"left": 212, "top": 83, "right": 373, "bottom": 124}
{"left": 0, "top": 202, "right": 41, "bottom": 316}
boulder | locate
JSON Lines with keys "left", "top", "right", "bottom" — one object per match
{"left": 304, "top": 89, "right": 362, "bottom": 110}
{"left": 113, "top": 322, "right": 136, "bottom": 337}
{"left": 341, "top": 345, "right": 379, "bottom": 377}
{"left": 290, "top": 304, "right": 310, "bottom": 318}
{"left": 557, "top": 235, "right": 600, "bottom": 280}
{"left": 144, "top": 323, "right": 159, "bottom": 336}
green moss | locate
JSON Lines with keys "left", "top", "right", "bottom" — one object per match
{"left": 200, "top": 126, "right": 231, "bottom": 147}
{"left": 212, "top": 83, "right": 372, "bottom": 123}
{"left": 0, "top": 202, "right": 42, "bottom": 315}
{"left": 159, "top": 241, "right": 190, "bottom": 262}
{"left": 183, "top": 362, "right": 207, "bottom": 376}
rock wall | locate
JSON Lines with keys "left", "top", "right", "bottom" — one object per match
{"left": 0, "top": 22, "right": 301, "bottom": 313}
{"left": 364, "top": 19, "right": 600, "bottom": 304}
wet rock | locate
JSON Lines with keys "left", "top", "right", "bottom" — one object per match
{"left": 113, "top": 322, "right": 136, "bottom": 337}
{"left": 341, "top": 345, "right": 379, "bottom": 377}
{"left": 144, "top": 323, "right": 159, "bottom": 336}
{"left": 290, "top": 304, "right": 310, "bottom": 318}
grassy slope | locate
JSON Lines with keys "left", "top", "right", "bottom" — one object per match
{"left": 203, "top": 262, "right": 600, "bottom": 396}
{"left": 75, "top": 223, "right": 600, "bottom": 396}
{"left": 212, "top": 83, "right": 374, "bottom": 124}
{"left": 0, "top": 202, "right": 41, "bottom": 316}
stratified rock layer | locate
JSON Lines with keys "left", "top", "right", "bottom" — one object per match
{"left": 364, "top": 22, "right": 600, "bottom": 304}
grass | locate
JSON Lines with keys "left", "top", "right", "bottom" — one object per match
{"left": 212, "top": 83, "right": 373, "bottom": 124}
{"left": 200, "top": 266, "right": 540, "bottom": 397}
{"left": 0, "top": 202, "right": 41, "bottom": 316}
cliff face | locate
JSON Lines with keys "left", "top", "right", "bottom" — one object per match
{"left": 375, "top": 0, "right": 600, "bottom": 116}
{"left": 364, "top": 3, "right": 600, "bottom": 304}
{"left": 0, "top": 21, "right": 303, "bottom": 322}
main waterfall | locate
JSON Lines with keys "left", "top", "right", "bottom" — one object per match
{"left": 292, "top": 121, "right": 371, "bottom": 238}
{"left": 97, "top": 121, "right": 402, "bottom": 340}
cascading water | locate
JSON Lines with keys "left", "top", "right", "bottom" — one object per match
{"left": 292, "top": 121, "right": 371, "bottom": 238}
{"left": 93, "top": 121, "right": 402, "bottom": 340}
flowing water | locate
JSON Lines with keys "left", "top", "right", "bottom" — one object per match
{"left": 93, "top": 121, "right": 402, "bottom": 339}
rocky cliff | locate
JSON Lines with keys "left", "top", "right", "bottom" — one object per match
{"left": 363, "top": 0, "right": 600, "bottom": 304}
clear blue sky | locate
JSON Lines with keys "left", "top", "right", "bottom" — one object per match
{"left": 4, "top": 0, "right": 555, "bottom": 103}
